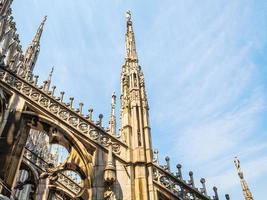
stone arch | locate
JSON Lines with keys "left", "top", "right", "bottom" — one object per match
{"left": 20, "top": 160, "right": 39, "bottom": 186}
{"left": 14, "top": 160, "right": 40, "bottom": 200}
{"left": 21, "top": 110, "right": 95, "bottom": 199}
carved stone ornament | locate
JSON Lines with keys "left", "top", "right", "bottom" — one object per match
{"left": 104, "top": 188, "right": 117, "bottom": 200}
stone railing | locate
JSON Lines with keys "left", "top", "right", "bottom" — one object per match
{"left": 0, "top": 67, "right": 127, "bottom": 158}
{"left": 152, "top": 163, "right": 229, "bottom": 200}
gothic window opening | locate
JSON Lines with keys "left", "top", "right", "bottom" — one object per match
{"left": 50, "top": 144, "right": 69, "bottom": 167}
{"left": 14, "top": 169, "right": 35, "bottom": 200}
{"left": 21, "top": 128, "right": 87, "bottom": 199}
{"left": 25, "top": 129, "right": 70, "bottom": 168}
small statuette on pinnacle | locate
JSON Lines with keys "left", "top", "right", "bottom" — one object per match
{"left": 176, "top": 164, "right": 183, "bottom": 179}
{"left": 153, "top": 149, "right": 159, "bottom": 164}
{"left": 213, "top": 186, "right": 219, "bottom": 200}
{"left": 126, "top": 10, "right": 131, "bottom": 21}
{"left": 165, "top": 156, "right": 170, "bottom": 172}
{"left": 87, "top": 108, "right": 93, "bottom": 120}
{"left": 200, "top": 178, "right": 207, "bottom": 195}
{"left": 112, "top": 92, "right": 116, "bottom": 104}
{"left": 69, "top": 97, "right": 74, "bottom": 108}
{"left": 234, "top": 156, "right": 240, "bottom": 170}
{"left": 98, "top": 114, "right": 103, "bottom": 127}
{"left": 189, "top": 171, "right": 195, "bottom": 187}
{"left": 51, "top": 86, "right": 56, "bottom": 96}
{"left": 165, "top": 156, "right": 170, "bottom": 161}
{"left": 79, "top": 102, "right": 84, "bottom": 114}
{"left": 34, "top": 75, "right": 39, "bottom": 86}
{"left": 176, "top": 164, "right": 182, "bottom": 169}
{"left": 43, "top": 80, "right": 48, "bottom": 91}
{"left": 50, "top": 66, "right": 54, "bottom": 75}
{"left": 60, "top": 91, "right": 65, "bottom": 102}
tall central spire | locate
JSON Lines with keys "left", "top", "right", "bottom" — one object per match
{"left": 234, "top": 157, "right": 254, "bottom": 200}
{"left": 125, "top": 11, "right": 138, "bottom": 62}
{"left": 119, "top": 11, "right": 153, "bottom": 200}
{"left": 120, "top": 10, "right": 152, "bottom": 160}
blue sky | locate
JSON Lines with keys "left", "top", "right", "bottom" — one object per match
{"left": 12, "top": 0, "right": 267, "bottom": 199}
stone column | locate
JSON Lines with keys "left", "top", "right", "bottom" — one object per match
{"left": 0, "top": 95, "right": 28, "bottom": 198}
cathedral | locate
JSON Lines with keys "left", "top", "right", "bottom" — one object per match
{"left": 0, "top": 1, "right": 254, "bottom": 200}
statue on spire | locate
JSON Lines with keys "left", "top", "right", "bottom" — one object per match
{"left": 234, "top": 157, "right": 254, "bottom": 200}
{"left": 126, "top": 10, "right": 131, "bottom": 21}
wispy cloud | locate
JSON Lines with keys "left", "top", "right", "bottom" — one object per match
{"left": 145, "top": 1, "right": 267, "bottom": 199}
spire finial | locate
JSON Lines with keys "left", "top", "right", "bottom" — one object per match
{"left": 49, "top": 66, "right": 54, "bottom": 76}
{"left": 234, "top": 157, "right": 254, "bottom": 200}
{"left": 125, "top": 10, "right": 138, "bottom": 62}
{"left": 126, "top": 10, "right": 131, "bottom": 21}
{"left": 48, "top": 66, "right": 54, "bottom": 82}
